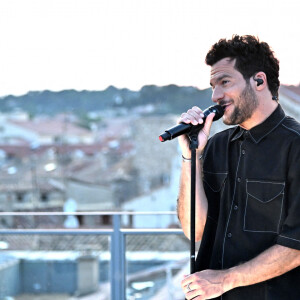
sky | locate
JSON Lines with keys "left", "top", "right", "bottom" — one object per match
{"left": 0, "top": 0, "right": 300, "bottom": 97}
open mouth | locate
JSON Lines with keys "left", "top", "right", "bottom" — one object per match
{"left": 221, "top": 102, "right": 232, "bottom": 111}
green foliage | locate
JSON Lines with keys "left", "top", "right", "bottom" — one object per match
{"left": 0, "top": 85, "right": 213, "bottom": 116}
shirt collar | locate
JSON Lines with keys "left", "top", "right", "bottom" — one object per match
{"left": 230, "top": 104, "right": 286, "bottom": 144}
{"left": 230, "top": 126, "right": 245, "bottom": 142}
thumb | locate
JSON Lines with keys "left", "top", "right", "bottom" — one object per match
{"left": 203, "top": 112, "right": 215, "bottom": 136}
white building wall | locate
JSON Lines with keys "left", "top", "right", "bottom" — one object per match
{"left": 0, "top": 121, "right": 38, "bottom": 144}
{"left": 122, "top": 157, "right": 181, "bottom": 228}
{"left": 67, "top": 181, "right": 115, "bottom": 211}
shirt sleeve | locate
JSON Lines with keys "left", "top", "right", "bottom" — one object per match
{"left": 277, "top": 135, "right": 300, "bottom": 250}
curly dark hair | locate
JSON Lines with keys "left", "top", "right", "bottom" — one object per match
{"left": 205, "top": 35, "right": 280, "bottom": 99}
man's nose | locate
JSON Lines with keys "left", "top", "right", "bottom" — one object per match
{"left": 212, "top": 87, "right": 224, "bottom": 103}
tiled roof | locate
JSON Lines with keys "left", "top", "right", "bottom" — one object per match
{"left": 67, "top": 156, "right": 134, "bottom": 184}
{"left": 10, "top": 119, "right": 91, "bottom": 136}
{"left": 98, "top": 117, "right": 132, "bottom": 141}
{"left": 0, "top": 141, "right": 134, "bottom": 160}
{"left": 0, "top": 234, "right": 189, "bottom": 252}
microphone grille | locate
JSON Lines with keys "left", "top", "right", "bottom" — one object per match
{"left": 210, "top": 105, "right": 224, "bottom": 121}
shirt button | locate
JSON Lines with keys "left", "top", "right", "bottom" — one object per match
{"left": 237, "top": 177, "right": 241, "bottom": 182}
{"left": 242, "top": 150, "right": 246, "bottom": 155}
{"left": 227, "top": 233, "right": 232, "bottom": 238}
{"left": 234, "top": 205, "right": 238, "bottom": 210}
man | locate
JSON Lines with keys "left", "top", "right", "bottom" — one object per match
{"left": 177, "top": 35, "right": 300, "bottom": 299}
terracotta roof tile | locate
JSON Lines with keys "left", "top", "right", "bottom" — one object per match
{"left": 10, "top": 119, "right": 91, "bottom": 136}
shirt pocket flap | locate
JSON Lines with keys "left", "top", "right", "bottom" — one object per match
{"left": 247, "top": 180, "right": 285, "bottom": 203}
{"left": 203, "top": 172, "right": 227, "bottom": 192}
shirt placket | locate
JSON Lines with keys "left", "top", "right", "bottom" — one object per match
{"left": 221, "top": 133, "right": 247, "bottom": 269}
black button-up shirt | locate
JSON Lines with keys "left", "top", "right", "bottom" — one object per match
{"left": 196, "top": 105, "right": 300, "bottom": 299}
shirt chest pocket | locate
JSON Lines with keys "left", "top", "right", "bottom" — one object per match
{"left": 244, "top": 180, "right": 285, "bottom": 233}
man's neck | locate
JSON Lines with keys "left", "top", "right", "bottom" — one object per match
{"left": 239, "top": 101, "right": 278, "bottom": 130}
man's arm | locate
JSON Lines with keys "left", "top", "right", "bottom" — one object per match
{"left": 176, "top": 108, "right": 215, "bottom": 241}
{"left": 182, "top": 244, "right": 300, "bottom": 299}
{"left": 177, "top": 153, "right": 208, "bottom": 241}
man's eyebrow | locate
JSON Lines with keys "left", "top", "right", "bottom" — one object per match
{"left": 210, "top": 74, "right": 233, "bottom": 86}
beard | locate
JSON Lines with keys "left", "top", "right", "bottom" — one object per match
{"left": 222, "top": 83, "right": 259, "bottom": 126}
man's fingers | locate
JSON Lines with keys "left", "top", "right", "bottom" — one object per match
{"left": 178, "top": 115, "right": 191, "bottom": 125}
{"left": 181, "top": 275, "right": 193, "bottom": 290}
{"left": 203, "top": 112, "right": 215, "bottom": 135}
{"left": 191, "top": 106, "right": 202, "bottom": 113}
{"left": 179, "top": 107, "right": 205, "bottom": 125}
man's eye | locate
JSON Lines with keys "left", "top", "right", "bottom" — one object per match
{"left": 222, "top": 80, "right": 229, "bottom": 85}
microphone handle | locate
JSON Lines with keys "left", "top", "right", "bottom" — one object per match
{"left": 159, "top": 104, "right": 224, "bottom": 142}
{"left": 160, "top": 123, "right": 203, "bottom": 141}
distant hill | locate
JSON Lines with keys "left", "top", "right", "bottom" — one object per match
{"left": 0, "top": 85, "right": 213, "bottom": 116}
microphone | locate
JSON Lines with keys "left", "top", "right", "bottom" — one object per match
{"left": 159, "top": 105, "right": 224, "bottom": 142}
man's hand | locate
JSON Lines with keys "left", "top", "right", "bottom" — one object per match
{"left": 178, "top": 106, "right": 215, "bottom": 159}
{"left": 181, "top": 246, "right": 300, "bottom": 299}
{"left": 181, "top": 269, "right": 232, "bottom": 300}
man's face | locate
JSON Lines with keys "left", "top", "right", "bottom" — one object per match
{"left": 210, "top": 58, "right": 259, "bottom": 126}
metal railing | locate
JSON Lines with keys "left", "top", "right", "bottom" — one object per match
{"left": 0, "top": 211, "right": 184, "bottom": 300}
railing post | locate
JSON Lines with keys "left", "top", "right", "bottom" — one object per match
{"left": 111, "top": 214, "right": 126, "bottom": 300}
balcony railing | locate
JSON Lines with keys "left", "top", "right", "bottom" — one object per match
{"left": 0, "top": 211, "right": 187, "bottom": 300}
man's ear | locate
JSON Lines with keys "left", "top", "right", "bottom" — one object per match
{"left": 252, "top": 72, "right": 267, "bottom": 90}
